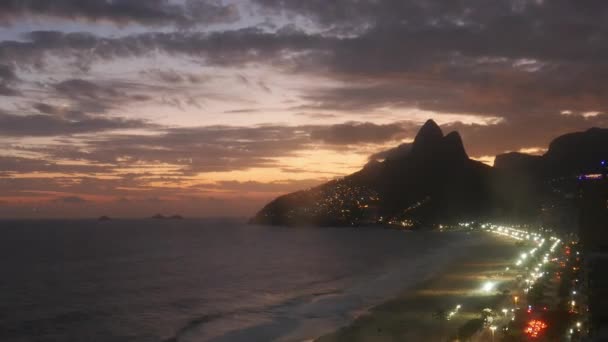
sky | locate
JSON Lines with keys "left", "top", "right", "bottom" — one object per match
{"left": 0, "top": 0, "right": 607, "bottom": 218}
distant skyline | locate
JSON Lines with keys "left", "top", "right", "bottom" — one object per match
{"left": 1, "top": 0, "right": 607, "bottom": 218}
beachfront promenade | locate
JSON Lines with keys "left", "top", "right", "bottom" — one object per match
{"left": 317, "top": 225, "right": 583, "bottom": 341}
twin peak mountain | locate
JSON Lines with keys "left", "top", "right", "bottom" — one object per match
{"left": 251, "top": 119, "right": 608, "bottom": 227}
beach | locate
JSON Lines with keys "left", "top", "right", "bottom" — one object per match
{"left": 316, "top": 233, "right": 521, "bottom": 342}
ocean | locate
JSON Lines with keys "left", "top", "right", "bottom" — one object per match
{"left": 0, "top": 219, "right": 478, "bottom": 342}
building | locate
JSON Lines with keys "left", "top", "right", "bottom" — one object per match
{"left": 578, "top": 164, "right": 608, "bottom": 251}
{"left": 578, "top": 161, "right": 608, "bottom": 338}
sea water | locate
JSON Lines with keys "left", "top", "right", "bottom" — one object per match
{"left": 0, "top": 219, "right": 479, "bottom": 342}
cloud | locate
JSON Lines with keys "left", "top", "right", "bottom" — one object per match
{"left": 0, "top": 0, "right": 239, "bottom": 27}
{"left": 1, "top": 0, "right": 608, "bottom": 218}
{"left": 0, "top": 175, "right": 150, "bottom": 198}
{"left": 58, "top": 125, "right": 313, "bottom": 173}
{"left": 444, "top": 112, "right": 608, "bottom": 157}
{"left": 0, "top": 84, "right": 19, "bottom": 96}
{"left": 0, "top": 63, "right": 16, "bottom": 81}
{"left": 56, "top": 196, "right": 88, "bottom": 204}
{"left": 369, "top": 143, "right": 412, "bottom": 161}
{"left": 0, "top": 29, "right": 325, "bottom": 71}
{"left": 3, "top": 12, "right": 607, "bottom": 122}
{"left": 194, "top": 179, "right": 327, "bottom": 193}
{"left": 50, "top": 78, "right": 159, "bottom": 114}
{"left": 0, "top": 155, "right": 108, "bottom": 173}
{"left": 0, "top": 63, "right": 19, "bottom": 96}
{"left": 33, "top": 102, "right": 85, "bottom": 119}
{"left": 140, "top": 69, "right": 206, "bottom": 84}
{"left": 9, "top": 121, "right": 413, "bottom": 176}
{"left": 54, "top": 78, "right": 120, "bottom": 99}
{"left": 310, "top": 122, "right": 409, "bottom": 145}
{"left": 0, "top": 110, "right": 152, "bottom": 136}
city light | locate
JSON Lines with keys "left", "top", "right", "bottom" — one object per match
{"left": 482, "top": 223, "right": 581, "bottom": 339}
{"left": 482, "top": 281, "right": 495, "bottom": 293}
{"left": 446, "top": 304, "right": 462, "bottom": 320}
{"left": 525, "top": 320, "right": 548, "bottom": 338}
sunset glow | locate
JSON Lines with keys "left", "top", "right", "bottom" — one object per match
{"left": 1, "top": 0, "right": 607, "bottom": 218}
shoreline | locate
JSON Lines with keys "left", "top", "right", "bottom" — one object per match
{"left": 314, "top": 233, "right": 521, "bottom": 342}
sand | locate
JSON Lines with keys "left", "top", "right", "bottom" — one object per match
{"left": 315, "top": 233, "right": 522, "bottom": 342}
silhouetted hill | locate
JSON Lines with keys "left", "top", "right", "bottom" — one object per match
{"left": 544, "top": 127, "right": 608, "bottom": 176}
{"left": 251, "top": 123, "right": 608, "bottom": 228}
{"left": 491, "top": 127, "right": 608, "bottom": 226}
{"left": 251, "top": 120, "right": 494, "bottom": 227}
{"left": 495, "top": 127, "right": 608, "bottom": 177}
{"left": 494, "top": 152, "right": 542, "bottom": 173}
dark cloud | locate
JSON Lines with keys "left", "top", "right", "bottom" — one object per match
{"left": 0, "top": 84, "right": 19, "bottom": 96}
{"left": 50, "top": 78, "right": 158, "bottom": 114}
{"left": 0, "top": 155, "right": 108, "bottom": 173}
{"left": 0, "top": 175, "right": 155, "bottom": 200}
{"left": 254, "top": 0, "right": 608, "bottom": 62}
{"left": 2, "top": 0, "right": 608, "bottom": 217}
{"left": 68, "top": 125, "right": 313, "bottom": 173}
{"left": 223, "top": 108, "right": 261, "bottom": 114}
{"left": 0, "top": 63, "right": 19, "bottom": 96}
{"left": 369, "top": 143, "right": 412, "bottom": 161}
{"left": 0, "top": 64, "right": 16, "bottom": 81}
{"left": 33, "top": 102, "right": 85, "bottom": 119}
{"left": 0, "top": 29, "right": 326, "bottom": 71}
{"left": 255, "top": 1, "right": 608, "bottom": 118}
{"left": 194, "top": 179, "right": 326, "bottom": 193}
{"left": 8, "top": 115, "right": 605, "bottom": 180}
{"left": 0, "top": 0, "right": 239, "bottom": 27}
{"left": 0, "top": 110, "right": 152, "bottom": 136}
{"left": 3, "top": 6, "right": 607, "bottom": 122}
{"left": 55, "top": 78, "right": 120, "bottom": 99}
{"left": 295, "top": 113, "right": 338, "bottom": 119}
{"left": 445, "top": 113, "right": 608, "bottom": 157}
{"left": 310, "top": 122, "right": 409, "bottom": 145}
{"left": 140, "top": 69, "right": 206, "bottom": 84}
{"left": 56, "top": 196, "right": 88, "bottom": 204}
{"left": 13, "top": 122, "right": 410, "bottom": 175}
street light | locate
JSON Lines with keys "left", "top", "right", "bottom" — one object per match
{"left": 482, "top": 281, "right": 495, "bottom": 293}
{"left": 490, "top": 325, "right": 497, "bottom": 342}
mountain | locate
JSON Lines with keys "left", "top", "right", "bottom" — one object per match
{"left": 493, "top": 127, "right": 608, "bottom": 228}
{"left": 496, "top": 127, "right": 608, "bottom": 177}
{"left": 251, "top": 120, "right": 495, "bottom": 227}
{"left": 251, "top": 122, "right": 608, "bottom": 228}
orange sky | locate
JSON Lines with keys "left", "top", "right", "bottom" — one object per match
{"left": 0, "top": 0, "right": 607, "bottom": 218}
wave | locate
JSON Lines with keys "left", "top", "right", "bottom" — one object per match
{"left": 169, "top": 233, "right": 483, "bottom": 342}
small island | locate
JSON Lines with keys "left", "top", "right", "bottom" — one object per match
{"left": 98, "top": 216, "right": 111, "bottom": 221}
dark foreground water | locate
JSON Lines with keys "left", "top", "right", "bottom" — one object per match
{"left": 0, "top": 219, "right": 478, "bottom": 342}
